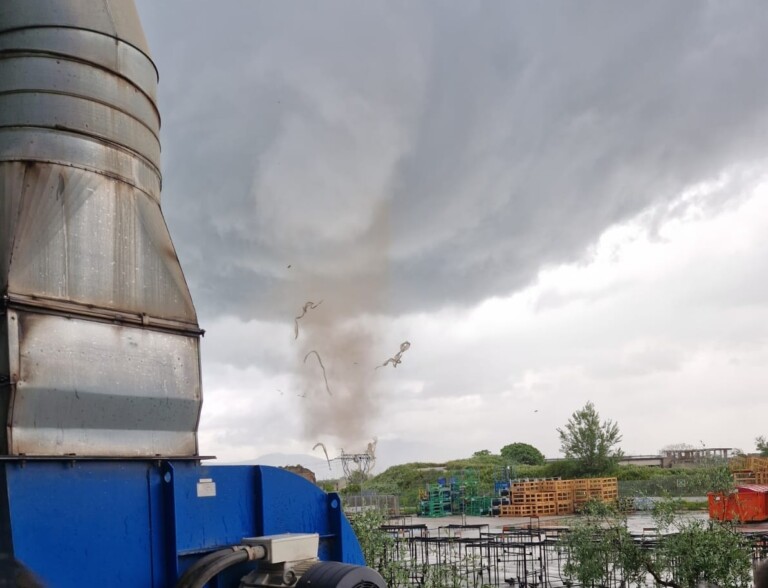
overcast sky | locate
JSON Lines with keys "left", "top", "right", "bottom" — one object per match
{"left": 135, "top": 1, "right": 768, "bottom": 472}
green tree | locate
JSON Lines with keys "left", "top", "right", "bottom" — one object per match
{"left": 756, "top": 435, "right": 768, "bottom": 457}
{"left": 500, "top": 442, "right": 546, "bottom": 465}
{"left": 557, "top": 401, "right": 622, "bottom": 475}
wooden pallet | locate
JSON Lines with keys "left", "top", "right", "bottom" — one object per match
{"left": 511, "top": 492, "right": 556, "bottom": 504}
{"left": 500, "top": 502, "right": 558, "bottom": 517}
{"left": 501, "top": 477, "right": 618, "bottom": 516}
{"left": 556, "top": 500, "right": 575, "bottom": 515}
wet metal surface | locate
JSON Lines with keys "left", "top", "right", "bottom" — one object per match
{"left": 9, "top": 311, "right": 201, "bottom": 456}
{"left": 0, "top": 162, "right": 197, "bottom": 321}
{"left": 0, "top": 1, "right": 203, "bottom": 456}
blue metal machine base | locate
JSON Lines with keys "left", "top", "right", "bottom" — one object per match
{"left": 0, "top": 460, "right": 364, "bottom": 586}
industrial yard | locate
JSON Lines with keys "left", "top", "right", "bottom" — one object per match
{"left": 2, "top": 1, "right": 768, "bottom": 586}
{"left": 367, "top": 513, "right": 768, "bottom": 588}
{"left": 334, "top": 450, "right": 768, "bottom": 586}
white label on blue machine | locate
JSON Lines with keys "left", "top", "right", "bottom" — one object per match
{"left": 197, "top": 478, "right": 217, "bottom": 497}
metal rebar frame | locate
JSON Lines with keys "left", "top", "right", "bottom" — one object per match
{"left": 377, "top": 524, "right": 768, "bottom": 588}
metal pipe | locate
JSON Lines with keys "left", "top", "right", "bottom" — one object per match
{"left": 180, "top": 546, "right": 267, "bottom": 588}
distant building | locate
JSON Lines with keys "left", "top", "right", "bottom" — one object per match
{"left": 617, "top": 455, "right": 664, "bottom": 468}
{"left": 548, "top": 448, "right": 735, "bottom": 469}
{"left": 660, "top": 447, "right": 733, "bottom": 468}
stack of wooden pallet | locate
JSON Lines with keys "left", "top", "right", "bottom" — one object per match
{"left": 498, "top": 477, "right": 617, "bottom": 517}
{"left": 572, "top": 478, "right": 618, "bottom": 510}
{"left": 555, "top": 479, "right": 575, "bottom": 515}
{"left": 730, "top": 456, "right": 768, "bottom": 485}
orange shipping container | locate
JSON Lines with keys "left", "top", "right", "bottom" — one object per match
{"left": 708, "top": 485, "right": 768, "bottom": 523}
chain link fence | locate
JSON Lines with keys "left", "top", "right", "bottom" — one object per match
{"left": 343, "top": 493, "right": 401, "bottom": 516}
{"left": 619, "top": 476, "right": 713, "bottom": 498}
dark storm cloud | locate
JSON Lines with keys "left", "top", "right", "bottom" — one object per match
{"left": 136, "top": 1, "right": 768, "bottom": 321}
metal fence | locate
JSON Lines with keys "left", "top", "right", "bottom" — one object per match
{"left": 618, "top": 476, "right": 713, "bottom": 498}
{"left": 343, "top": 493, "right": 401, "bottom": 516}
{"left": 373, "top": 523, "right": 768, "bottom": 587}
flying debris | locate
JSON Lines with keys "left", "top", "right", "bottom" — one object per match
{"left": 304, "top": 350, "right": 332, "bottom": 396}
{"left": 313, "top": 442, "right": 332, "bottom": 470}
{"left": 376, "top": 341, "right": 411, "bottom": 369}
{"left": 294, "top": 300, "right": 323, "bottom": 340}
{"left": 366, "top": 438, "right": 378, "bottom": 471}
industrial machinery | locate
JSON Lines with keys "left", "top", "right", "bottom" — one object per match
{"left": 0, "top": 1, "right": 385, "bottom": 586}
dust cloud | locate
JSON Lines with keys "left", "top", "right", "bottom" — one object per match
{"left": 299, "top": 316, "right": 380, "bottom": 447}
{"left": 289, "top": 201, "right": 391, "bottom": 454}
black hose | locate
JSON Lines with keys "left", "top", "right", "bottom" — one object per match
{"left": 186, "top": 550, "right": 249, "bottom": 588}
{"left": 175, "top": 548, "right": 237, "bottom": 588}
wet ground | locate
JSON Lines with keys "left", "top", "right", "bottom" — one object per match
{"left": 394, "top": 511, "right": 712, "bottom": 533}
{"left": 380, "top": 510, "right": 767, "bottom": 587}
{"left": 398, "top": 508, "right": 768, "bottom": 533}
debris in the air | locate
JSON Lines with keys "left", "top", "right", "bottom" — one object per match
{"left": 294, "top": 300, "right": 323, "bottom": 340}
{"left": 287, "top": 264, "right": 292, "bottom": 269}
{"left": 304, "top": 350, "right": 332, "bottom": 396}
{"left": 376, "top": 341, "right": 411, "bottom": 369}
{"left": 313, "top": 442, "right": 332, "bottom": 470}
{"left": 366, "top": 438, "right": 377, "bottom": 460}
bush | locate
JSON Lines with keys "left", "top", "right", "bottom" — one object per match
{"left": 561, "top": 498, "right": 752, "bottom": 587}
{"left": 348, "top": 509, "right": 410, "bottom": 585}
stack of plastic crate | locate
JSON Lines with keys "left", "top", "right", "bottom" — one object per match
{"left": 426, "top": 483, "right": 446, "bottom": 517}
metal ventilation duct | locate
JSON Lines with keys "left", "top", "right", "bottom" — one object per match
{"left": 0, "top": 1, "right": 203, "bottom": 456}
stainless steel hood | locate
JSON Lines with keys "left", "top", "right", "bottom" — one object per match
{"left": 0, "top": 0, "right": 203, "bottom": 456}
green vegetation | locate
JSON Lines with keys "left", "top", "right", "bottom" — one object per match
{"left": 344, "top": 403, "right": 755, "bottom": 586}
{"left": 756, "top": 435, "right": 768, "bottom": 457}
{"left": 351, "top": 403, "right": 729, "bottom": 513}
{"left": 558, "top": 401, "right": 623, "bottom": 475}
{"left": 363, "top": 455, "right": 727, "bottom": 510}
{"left": 618, "top": 465, "right": 733, "bottom": 502}
{"left": 500, "top": 442, "right": 545, "bottom": 465}
{"left": 349, "top": 509, "right": 493, "bottom": 587}
{"left": 348, "top": 509, "right": 409, "bottom": 586}
{"left": 561, "top": 499, "right": 751, "bottom": 587}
